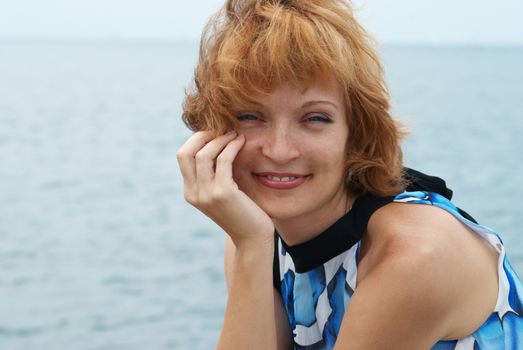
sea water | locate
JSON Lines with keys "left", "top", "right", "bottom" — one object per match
{"left": 0, "top": 42, "right": 522, "bottom": 349}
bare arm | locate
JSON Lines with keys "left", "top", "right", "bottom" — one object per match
{"left": 334, "top": 249, "right": 450, "bottom": 349}
{"left": 177, "top": 131, "right": 290, "bottom": 350}
{"left": 333, "top": 203, "right": 499, "bottom": 349}
{"left": 223, "top": 236, "right": 292, "bottom": 350}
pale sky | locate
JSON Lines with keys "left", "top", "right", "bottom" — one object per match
{"left": 0, "top": 0, "right": 522, "bottom": 45}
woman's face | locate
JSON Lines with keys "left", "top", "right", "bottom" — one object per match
{"left": 232, "top": 79, "right": 350, "bottom": 228}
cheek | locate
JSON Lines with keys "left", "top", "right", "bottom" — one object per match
{"left": 233, "top": 132, "right": 260, "bottom": 165}
{"left": 316, "top": 147, "right": 348, "bottom": 179}
{"left": 232, "top": 137, "right": 256, "bottom": 182}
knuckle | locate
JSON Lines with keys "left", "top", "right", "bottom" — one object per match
{"left": 183, "top": 191, "right": 196, "bottom": 204}
{"left": 211, "top": 187, "right": 231, "bottom": 202}
{"left": 185, "top": 190, "right": 212, "bottom": 208}
{"left": 216, "top": 153, "right": 232, "bottom": 165}
{"left": 176, "top": 148, "right": 185, "bottom": 160}
{"left": 194, "top": 151, "right": 208, "bottom": 162}
{"left": 197, "top": 192, "right": 212, "bottom": 206}
{"left": 185, "top": 185, "right": 233, "bottom": 207}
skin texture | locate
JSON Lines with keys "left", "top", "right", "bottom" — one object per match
{"left": 177, "top": 130, "right": 279, "bottom": 349}
{"left": 335, "top": 203, "right": 499, "bottom": 349}
{"left": 232, "top": 79, "right": 352, "bottom": 246}
{"left": 177, "top": 80, "right": 500, "bottom": 349}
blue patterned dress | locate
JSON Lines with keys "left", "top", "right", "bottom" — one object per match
{"left": 274, "top": 190, "right": 523, "bottom": 349}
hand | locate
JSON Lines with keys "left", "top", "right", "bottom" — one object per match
{"left": 176, "top": 131, "right": 275, "bottom": 249}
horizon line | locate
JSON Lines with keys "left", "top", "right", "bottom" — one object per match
{"left": 0, "top": 36, "right": 522, "bottom": 49}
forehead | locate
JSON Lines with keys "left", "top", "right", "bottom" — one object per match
{"left": 246, "top": 78, "right": 345, "bottom": 108}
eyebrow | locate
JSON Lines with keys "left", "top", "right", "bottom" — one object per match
{"left": 300, "top": 100, "right": 339, "bottom": 110}
{"left": 243, "top": 99, "right": 339, "bottom": 110}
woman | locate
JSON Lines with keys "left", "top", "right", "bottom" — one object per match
{"left": 177, "top": 0, "right": 523, "bottom": 348}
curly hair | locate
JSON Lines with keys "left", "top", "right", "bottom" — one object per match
{"left": 182, "top": 0, "right": 407, "bottom": 196}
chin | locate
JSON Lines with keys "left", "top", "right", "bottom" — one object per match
{"left": 251, "top": 194, "right": 309, "bottom": 221}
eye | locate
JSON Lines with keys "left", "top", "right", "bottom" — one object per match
{"left": 305, "top": 113, "right": 333, "bottom": 124}
{"left": 237, "top": 113, "right": 260, "bottom": 122}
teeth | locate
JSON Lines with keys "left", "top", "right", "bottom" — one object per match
{"left": 267, "top": 176, "right": 296, "bottom": 182}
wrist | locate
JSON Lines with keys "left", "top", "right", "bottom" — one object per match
{"left": 229, "top": 226, "right": 274, "bottom": 250}
{"left": 233, "top": 235, "right": 274, "bottom": 263}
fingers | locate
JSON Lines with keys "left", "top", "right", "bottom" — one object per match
{"left": 177, "top": 130, "right": 241, "bottom": 200}
{"left": 215, "top": 134, "right": 245, "bottom": 183}
{"left": 195, "top": 131, "right": 238, "bottom": 187}
{"left": 176, "top": 131, "right": 216, "bottom": 183}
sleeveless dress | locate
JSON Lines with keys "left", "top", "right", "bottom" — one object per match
{"left": 273, "top": 171, "right": 523, "bottom": 349}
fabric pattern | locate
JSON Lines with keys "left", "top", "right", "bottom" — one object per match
{"left": 276, "top": 191, "right": 523, "bottom": 349}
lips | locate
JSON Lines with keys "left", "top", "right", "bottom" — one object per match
{"left": 266, "top": 175, "right": 297, "bottom": 182}
{"left": 254, "top": 172, "right": 310, "bottom": 190}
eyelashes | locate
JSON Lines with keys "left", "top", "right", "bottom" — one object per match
{"left": 236, "top": 113, "right": 333, "bottom": 124}
{"left": 305, "top": 114, "right": 333, "bottom": 123}
{"left": 237, "top": 114, "right": 259, "bottom": 122}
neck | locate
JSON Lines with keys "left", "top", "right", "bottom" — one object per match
{"left": 274, "top": 189, "right": 356, "bottom": 246}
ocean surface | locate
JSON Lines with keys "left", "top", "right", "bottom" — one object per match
{"left": 0, "top": 42, "right": 522, "bottom": 350}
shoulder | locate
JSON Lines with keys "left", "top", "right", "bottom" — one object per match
{"left": 337, "top": 232, "right": 453, "bottom": 348}
{"left": 351, "top": 199, "right": 499, "bottom": 342}
{"left": 365, "top": 198, "right": 496, "bottom": 263}
{"left": 358, "top": 200, "right": 472, "bottom": 287}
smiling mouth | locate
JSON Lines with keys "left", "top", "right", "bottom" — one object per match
{"left": 266, "top": 175, "right": 298, "bottom": 182}
{"left": 254, "top": 173, "right": 310, "bottom": 189}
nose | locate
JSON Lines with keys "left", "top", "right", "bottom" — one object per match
{"left": 261, "top": 126, "right": 300, "bottom": 164}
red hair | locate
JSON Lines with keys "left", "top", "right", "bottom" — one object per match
{"left": 183, "top": 0, "right": 407, "bottom": 195}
